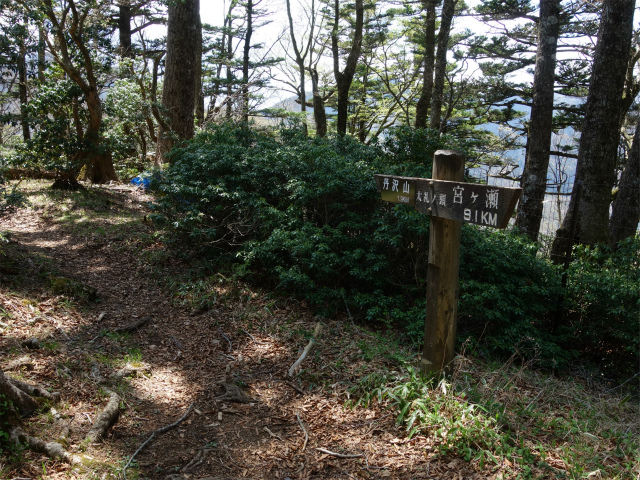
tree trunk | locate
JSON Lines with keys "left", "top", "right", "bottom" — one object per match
{"left": 550, "top": 0, "right": 635, "bottom": 259}
{"left": 429, "top": 0, "right": 457, "bottom": 132}
{"left": 286, "top": 0, "right": 314, "bottom": 135}
{"left": 157, "top": 0, "right": 200, "bottom": 162}
{"left": 83, "top": 89, "right": 118, "bottom": 183}
{"left": 414, "top": 0, "right": 437, "bottom": 129}
{"left": 242, "top": 0, "right": 253, "bottom": 123}
{"left": 226, "top": 14, "right": 234, "bottom": 120}
{"left": 41, "top": 0, "right": 117, "bottom": 184}
{"left": 515, "top": 0, "right": 561, "bottom": 241}
{"left": 118, "top": 4, "right": 133, "bottom": 58}
{"left": 18, "top": 16, "right": 30, "bottom": 141}
{"left": 38, "top": 27, "right": 46, "bottom": 83}
{"left": 311, "top": 68, "right": 327, "bottom": 137}
{"left": 609, "top": 120, "right": 640, "bottom": 244}
{"left": 332, "top": 0, "right": 364, "bottom": 137}
{"left": 195, "top": 11, "right": 204, "bottom": 127}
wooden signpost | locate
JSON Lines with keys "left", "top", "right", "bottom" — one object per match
{"left": 375, "top": 150, "right": 522, "bottom": 374}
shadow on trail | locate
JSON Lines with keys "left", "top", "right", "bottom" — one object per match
{"left": 1, "top": 185, "right": 449, "bottom": 480}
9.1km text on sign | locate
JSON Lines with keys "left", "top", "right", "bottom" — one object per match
{"left": 374, "top": 174, "right": 522, "bottom": 229}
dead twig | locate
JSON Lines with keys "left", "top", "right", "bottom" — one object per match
{"left": 219, "top": 330, "right": 232, "bottom": 352}
{"left": 296, "top": 412, "right": 308, "bottom": 452}
{"left": 242, "top": 328, "right": 267, "bottom": 345}
{"left": 263, "top": 426, "right": 283, "bottom": 441}
{"left": 315, "top": 447, "right": 362, "bottom": 459}
{"left": 288, "top": 322, "right": 322, "bottom": 377}
{"left": 285, "top": 380, "right": 304, "bottom": 395}
{"left": 122, "top": 402, "right": 193, "bottom": 480}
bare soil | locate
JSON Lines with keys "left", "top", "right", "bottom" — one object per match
{"left": 0, "top": 182, "right": 493, "bottom": 479}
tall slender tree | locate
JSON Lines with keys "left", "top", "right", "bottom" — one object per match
{"left": 429, "top": 0, "right": 457, "bottom": 132}
{"left": 286, "top": 0, "right": 317, "bottom": 135}
{"left": 17, "top": 15, "right": 30, "bottom": 141}
{"left": 550, "top": 0, "right": 635, "bottom": 258}
{"left": 38, "top": 0, "right": 118, "bottom": 185}
{"left": 331, "top": 0, "right": 364, "bottom": 136}
{"left": 156, "top": 0, "right": 200, "bottom": 161}
{"left": 515, "top": 0, "right": 562, "bottom": 241}
{"left": 414, "top": 0, "right": 438, "bottom": 129}
{"left": 609, "top": 118, "right": 640, "bottom": 245}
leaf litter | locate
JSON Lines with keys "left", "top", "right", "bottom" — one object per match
{"left": 0, "top": 180, "right": 637, "bottom": 480}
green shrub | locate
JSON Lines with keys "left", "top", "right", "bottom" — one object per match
{"left": 151, "top": 123, "right": 442, "bottom": 320}
{"left": 565, "top": 237, "right": 640, "bottom": 375}
{"left": 458, "top": 227, "right": 566, "bottom": 368}
{"left": 151, "top": 123, "right": 638, "bottom": 377}
{"left": 10, "top": 79, "right": 85, "bottom": 175}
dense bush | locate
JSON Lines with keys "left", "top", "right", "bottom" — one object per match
{"left": 564, "top": 238, "right": 640, "bottom": 375}
{"left": 458, "top": 228, "right": 566, "bottom": 367}
{"left": 152, "top": 123, "right": 639, "bottom": 375}
{"left": 151, "top": 123, "right": 441, "bottom": 320}
{"left": 10, "top": 79, "right": 85, "bottom": 175}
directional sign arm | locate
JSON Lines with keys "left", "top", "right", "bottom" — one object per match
{"left": 375, "top": 174, "right": 522, "bottom": 229}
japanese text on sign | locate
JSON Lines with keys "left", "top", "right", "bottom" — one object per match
{"left": 374, "top": 174, "right": 522, "bottom": 229}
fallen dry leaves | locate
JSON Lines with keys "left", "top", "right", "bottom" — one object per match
{"left": 1, "top": 181, "right": 632, "bottom": 480}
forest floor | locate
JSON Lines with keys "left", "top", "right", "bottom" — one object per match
{"left": 1, "top": 180, "right": 638, "bottom": 480}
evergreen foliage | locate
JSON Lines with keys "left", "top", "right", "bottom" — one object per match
{"left": 152, "top": 123, "right": 639, "bottom": 374}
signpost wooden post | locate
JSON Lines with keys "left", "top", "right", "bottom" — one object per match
{"left": 375, "top": 150, "right": 522, "bottom": 374}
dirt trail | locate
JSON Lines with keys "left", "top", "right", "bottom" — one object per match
{"left": 0, "top": 183, "right": 481, "bottom": 480}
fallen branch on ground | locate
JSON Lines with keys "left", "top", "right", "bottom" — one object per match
{"left": 122, "top": 402, "right": 193, "bottom": 480}
{"left": 182, "top": 444, "right": 217, "bottom": 472}
{"left": 219, "top": 330, "right": 232, "bottom": 352}
{"left": 316, "top": 448, "right": 362, "bottom": 459}
{"left": 285, "top": 380, "right": 304, "bottom": 395}
{"left": 263, "top": 426, "right": 283, "bottom": 441}
{"left": 242, "top": 329, "right": 267, "bottom": 345}
{"left": 288, "top": 322, "right": 322, "bottom": 377}
{"left": 297, "top": 412, "right": 308, "bottom": 452}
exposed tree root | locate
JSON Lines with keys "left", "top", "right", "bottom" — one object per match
{"left": 109, "top": 363, "right": 150, "bottom": 383}
{"left": 0, "top": 370, "right": 93, "bottom": 465}
{"left": 288, "top": 321, "right": 322, "bottom": 377}
{"left": 3, "top": 355, "right": 34, "bottom": 371}
{"left": 86, "top": 390, "right": 121, "bottom": 443}
{"left": 7, "top": 376, "right": 60, "bottom": 403}
{"left": 0, "top": 370, "right": 40, "bottom": 416}
{"left": 10, "top": 427, "right": 84, "bottom": 465}
{"left": 51, "top": 176, "right": 84, "bottom": 191}
{"left": 0, "top": 362, "right": 124, "bottom": 465}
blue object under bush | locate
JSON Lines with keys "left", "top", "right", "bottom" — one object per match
{"left": 130, "top": 176, "right": 151, "bottom": 189}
